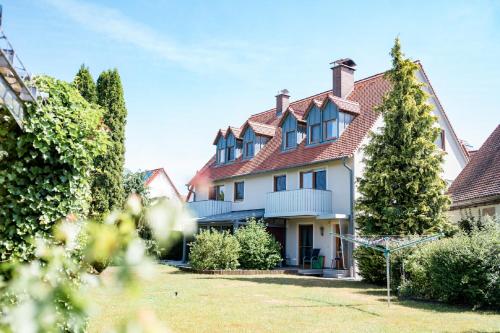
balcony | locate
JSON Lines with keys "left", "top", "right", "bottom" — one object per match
{"left": 265, "top": 189, "right": 333, "bottom": 218}
{"left": 187, "top": 200, "right": 232, "bottom": 218}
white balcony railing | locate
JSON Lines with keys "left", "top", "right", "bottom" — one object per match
{"left": 264, "top": 189, "right": 333, "bottom": 218}
{"left": 187, "top": 200, "right": 232, "bottom": 218}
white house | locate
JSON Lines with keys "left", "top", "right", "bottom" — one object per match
{"left": 187, "top": 59, "right": 469, "bottom": 276}
{"left": 448, "top": 125, "right": 500, "bottom": 223}
{"left": 144, "top": 168, "right": 182, "bottom": 202}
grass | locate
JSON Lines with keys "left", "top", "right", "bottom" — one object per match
{"left": 88, "top": 265, "right": 500, "bottom": 333}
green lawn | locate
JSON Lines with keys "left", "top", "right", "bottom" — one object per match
{"left": 89, "top": 265, "right": 499, "bottom": 333}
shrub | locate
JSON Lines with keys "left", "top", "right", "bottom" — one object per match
{"left": 189, "top": 230, "right": 240, "bottom": 270}
{"left": 400, "top": 224, "right": 500, "bottom": 309}
{"left": 235, "top": 219, "right": 282, "bottom": 270}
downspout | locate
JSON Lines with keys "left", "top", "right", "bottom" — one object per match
{"left": 342, "top": 156, "right": 355, "bottom": 276}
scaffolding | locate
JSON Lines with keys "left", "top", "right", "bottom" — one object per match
{"left": 330, "top": 232, "right": 443, "bottom": 306}
{"left": 0, "top": 6, "right": 38, "bottom": 129}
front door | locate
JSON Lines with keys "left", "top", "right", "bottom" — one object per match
{"left": 299, "top": 225, "right": 313, "bottom": 267}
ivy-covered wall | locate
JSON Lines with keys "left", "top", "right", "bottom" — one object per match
{"left": 0, "top": 75, "right": 109, "bottom": 261}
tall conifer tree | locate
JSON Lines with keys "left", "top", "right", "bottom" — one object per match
{"left": 91, "top": 69, "right": 127, "bottom": 216}
{"left": 73, "top": 64, "right": 97, "bottom": 104}
{"left": 356, "top": 39, "right": 450, "bottom": 236}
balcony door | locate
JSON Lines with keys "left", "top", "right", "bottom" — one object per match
{"left": 299, "top": 225, "right": 313, "bottom": 267}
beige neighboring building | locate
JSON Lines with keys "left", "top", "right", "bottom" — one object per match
{"left": 448, "top": 125, "right": 500, "bottom": 222}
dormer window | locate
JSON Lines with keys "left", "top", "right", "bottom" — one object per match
{"left": 227, "top": 143, "right": 235, "bottom": 161}
{"left": 285, "top": 130, "right": 296, "bottom": 149}
{"left": 244, "top": 141, "right": 253, "bottom": 158}
{"left": 217, "top": 147, "right": 225, "bottom": 164}
{"left": 324, "top": 118, "right": 338, "bottom": 140}
{"left": 309, "top": 123, "right": 321, "bottom": 144}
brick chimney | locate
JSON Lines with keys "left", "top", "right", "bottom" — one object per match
{"left": 275, "top": 89, "right": 290, "bottom": 117}
{"left": 331, "top": 58, "right": 356, "bottom": 98}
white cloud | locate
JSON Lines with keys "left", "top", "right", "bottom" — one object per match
{"left": 43, "top": 0, "right": 272, "bottom": 74}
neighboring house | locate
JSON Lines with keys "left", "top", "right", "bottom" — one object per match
{"left": 448, "top": 125, "right": 500, "bottom": 222}
{"left": 143, "top": 168, "right": 181, "bottom": 201}
{"left": 187, "top": 58, "right": 469, "bottom": 276}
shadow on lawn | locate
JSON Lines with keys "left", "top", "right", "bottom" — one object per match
{"left": 195, "top": 275, "right": 376, "bottom": 290}
{"left": 283, "top": 297, "right": 381, "bottom": 317}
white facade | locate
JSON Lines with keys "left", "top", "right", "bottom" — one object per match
{"left": 448, "top": 203, "right": 500, "bottom": 224}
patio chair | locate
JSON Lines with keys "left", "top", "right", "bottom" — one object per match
{"left": 302, "top": 248, "right": 321, "bottom": 269}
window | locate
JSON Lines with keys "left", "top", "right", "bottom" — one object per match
{"left": 339, "top": 112, "right": 353, "bottom": 134}
{"left": 300, "top": 170, "right": 326, "bottom": 190}
{"left": 227, "top": 144, "right": 235, "bottom": 161}
{"left": 324, "top": 119, "right": 338, "bottom": 140}
{"left": 285, "top": 130, "right": 295, "bottom": 149}
{"left": 217, "top": 148, "right": 225, "bottom": 164}
{"left": 309, "top": 123, "right": 321, "bottom": 144}
{"left": 482, "top": 207, "right": 496, "bottom": 217}
{"left": 435, "top": 129, "right": 446, "bottom": 151}
{"left": 274, "top": 175, "right": 286, "bottom": 192}
{"left": 209, "top": 185, "right": 224, "bottom": 201}
{"left": 314, "top": 170, "right": 326, "bottom": 190}
{"left": 244, "top": 141, "right": 253, "bottom": 158}
{"left": 234, "top": 182, "right": 244, "bottom": 201}
{"left": 300, "top": 171, "right": 313, "bottom": 189}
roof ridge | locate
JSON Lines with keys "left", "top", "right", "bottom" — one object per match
{"left": 249, "top": 70, "right": 387, "bottom": 119}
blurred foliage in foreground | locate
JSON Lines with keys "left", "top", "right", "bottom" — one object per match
{"left": 0, "top": 196, "right": 194, "bottom": 332}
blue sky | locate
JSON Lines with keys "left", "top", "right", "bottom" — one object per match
{"left": 4, "top": 0, "right": 500, "bottom": 194}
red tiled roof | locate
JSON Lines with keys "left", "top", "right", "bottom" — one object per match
{"left": 190, "top": 71, "right": 391, "bottom": 184}
{"left": 227, "top": 126, "right": 242, "bottom": 139}
{"left": 242, "top": 120, "right": 276, "bottom": 137}
{"left": 448, "top": 125, "right": 500, "bottom": 206}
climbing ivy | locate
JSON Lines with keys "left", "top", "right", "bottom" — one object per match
{"left": 0, "top": 75, "right": 109, "bottom": 261}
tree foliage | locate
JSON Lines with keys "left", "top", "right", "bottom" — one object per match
{"left": 356, "top": 38, "right": 450, "bottom": 236}
{"left": 0, "top": 76, "right": 108, "bottom": 261}
{"left": 123, "top": 169, "right": 150, "bottom": 205}
{"left": 73, "top": 64, "right": 97, "bottom": 104}
{"left": 0, "top": 196, "right": 194, "bottom": 331}
{"left": 235, "top": 219, "right": 282, "bottom": 269}
{"left": 91, "top": 69, "right": 127, "bottom": 217}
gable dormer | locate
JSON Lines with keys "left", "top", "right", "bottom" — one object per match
{"left": 213, "top": 129, "right": 227, "bottom": 164}
{"left": 278, "top": 108, "right": 306, "bottom": 151}
{"left": 225, "top": 127, "right": 243, "bottom": 162}
{"left": 303, "top": 95, "right": 359, "bottom": 145}
{"left": 241, "top": 121, "right": 275, "bottom": 159}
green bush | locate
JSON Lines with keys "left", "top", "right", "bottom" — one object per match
{"left": 235, "top": 219, "right": 282, "bottom": 270}
{"left": 400, "top": 225, "right": 500, "bottom": 309}
{"left": 189, "top": 230, "right": 240, "bottom": 270}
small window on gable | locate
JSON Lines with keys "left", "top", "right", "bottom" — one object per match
{"left": 435, "top": 129, "right": 446, "bottom": 151}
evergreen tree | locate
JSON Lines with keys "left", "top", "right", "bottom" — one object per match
{"left": 91, "top": 69, "right": 127, "bottom": 216}
{"left": 73, "top": 64, "right": 97, "bottom": 103}
{"left": 356, "top": 38, "right": 450, "bottom": 236}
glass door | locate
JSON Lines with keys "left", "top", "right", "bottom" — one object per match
{"left": 299, "top": 225, "right": 313, "bottom": 267}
